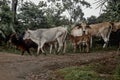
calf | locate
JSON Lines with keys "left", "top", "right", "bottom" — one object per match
{"left": 69, "top": 34, "right": 91, "bottom": 53}
{"left": 79, "top": 34, "right": 91, "bottom": 53}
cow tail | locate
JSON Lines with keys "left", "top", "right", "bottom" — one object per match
{"left": 107, "top": 25, "right": 112, "bottom": 40}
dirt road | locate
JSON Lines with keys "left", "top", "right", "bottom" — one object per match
{"left": 0, "top": 51, "right": 118, "bottom": 80}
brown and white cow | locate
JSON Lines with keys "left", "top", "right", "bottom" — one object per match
{"left": 69, "top": 33, "right": 91, "bottom": 53}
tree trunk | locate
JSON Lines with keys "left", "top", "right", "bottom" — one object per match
{"left": 11, "top": 0, "right": 18, "bottom": 33}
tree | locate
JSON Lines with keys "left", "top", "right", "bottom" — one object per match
{"left": 103, "top": 0, "right": 120, "bottom": 21}
{"left": 38, "top": 0, "right": 90, "bottom": 27}
{"left": 95, "top": 0, "right": 120, "bottom": 22}
{"left": 11, "top": 0, "right": 18, "bottom": 32}
{"left": 87, "top": 16, "right": 98, "bottom": 24}
{"left": 38, "top": 0, "right": 70, "bottom": 27}
{"left": 0, "top": 0, "right": 13, "bottom": 35}
{"left": 17, "top": 1, "right": 47, "bottom": 31}
{"left": 62, "top": 0, "right": 90, "bottom": 23}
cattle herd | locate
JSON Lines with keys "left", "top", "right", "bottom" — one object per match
{"left": 1, "top": 22, "right": 120, "bottom": 55}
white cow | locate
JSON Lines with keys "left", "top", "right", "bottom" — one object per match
{"left": 23, "top": 27, "right": 67, "bottom": 55}
{"left": 71, "top": 26, "right": 83, "bottom": 36}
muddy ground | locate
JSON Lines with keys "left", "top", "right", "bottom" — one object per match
{"left": 0, "top": 51, "right": 119, "bottom": 80}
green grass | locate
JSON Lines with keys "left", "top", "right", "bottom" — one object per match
{"left": 114, "top": 64, "right": 120, "bottom": 80}
{"left": 53, "top": 62, "right": 120, "bottom": 80}
{"left": 0, "top": 40, "right": 118, "bottom": 55}
{"left": 54, "top": 66, "right": 105, "bottom": 80}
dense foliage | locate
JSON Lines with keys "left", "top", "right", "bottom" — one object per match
{"left": 87, "top": 0, "right": 120, "bottom": 23}
{"left": 0, "top": 0, "right": 91, "bottom": 35}
{"left": 0, "top": 0, "right": 120, "bottom": 37}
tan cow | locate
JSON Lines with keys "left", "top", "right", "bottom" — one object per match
{"left": 81, "top": 22, "right": 113, "bottom": 48}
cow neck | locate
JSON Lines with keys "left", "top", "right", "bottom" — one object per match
{"left": 29, "top": 30, "right": 39, "bottom": 44}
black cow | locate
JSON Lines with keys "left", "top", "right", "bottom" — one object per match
{"left": 9, "top": 33, "right": 37, "bottom": 55}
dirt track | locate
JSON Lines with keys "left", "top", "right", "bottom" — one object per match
{"left": 0, "top": 51, "right": 119, "bottom": 80}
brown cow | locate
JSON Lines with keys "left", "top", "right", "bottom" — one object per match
{"left": 69, "top": 33, "right": 91, "bottom": 53}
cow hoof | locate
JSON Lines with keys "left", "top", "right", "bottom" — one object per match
{"left": 43, "top": 52, "right": 46, "bottom": 55}
{"left": 61, "top": 53, "right": 65, "bottom": 55}
{"left": 56, "top": 52, "right": 60, "bottom": 55}
{"left": 56, "top": 52, "right": 58, "bottom": 55}
{"left": 21, "top": 53, "right": 24, "bottom": 56}
{"left": 29, "top": 53, "right": 32, "bottom": 56}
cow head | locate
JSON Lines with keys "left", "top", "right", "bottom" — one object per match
{"left": 80, "top": 23, "right": 90, "bottom": 35}
{"left": 111, "top": 22, "right": 120, "bottom": 32}
{"left": 23, "top": 29, "right": 31, "bottom": 40}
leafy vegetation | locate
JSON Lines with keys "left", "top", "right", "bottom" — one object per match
{"left": 53, "top": 55, "right": 120, "bottom": 80}
{"left": 114, "top": 64, "right": 120, "bottom": 80}
{"left": 0, "top": 0, "right": 91, "bottom": 35}
{"left": 54, "top": 66, "right": 112, "bottom": 80}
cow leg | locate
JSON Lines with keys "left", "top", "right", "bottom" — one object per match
{"left": 102, "top": 26, "right": 112, "bottom": 48}
{"left": 63, "top": 41, "right": 66, "bottom": 53}
{"left": 40, "top": 41, "right": 46, "bottom": 55}
{"left": 101, "top": 34, "right": 109, "bottom": 48}
{"left": 57, "top": 38, "right": 63, "bottom": 54}
{"left": 73, "top": 43, "right": 77, "bottom": 53}
{"left": 79, "top": 44, "right": 82, "bottom": 52}
{"left": 50, "top": 44, "right": 53, "bottom": 54}
{"left": 90, "top": 37, "right": 93, "bottom": 48}
{"left": 21, "top": 50, "right": 24, "bottom": 55}
{"left": 86, "top": 43, "right": 90, "bottom": 53}
{"left": 37, "top": 46, "right": 41, "bottom": 55}
{"left": 102, "top": 36, "right": 110, "bottom": 48}
{"left": 54, "top": 42, "right": 58, "bottom": 54}
{"left": 27, "top": 48, "right": 31, "bottom": 55}
{"left": 117, "top": 42, "right": 120, "bottom": 54}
